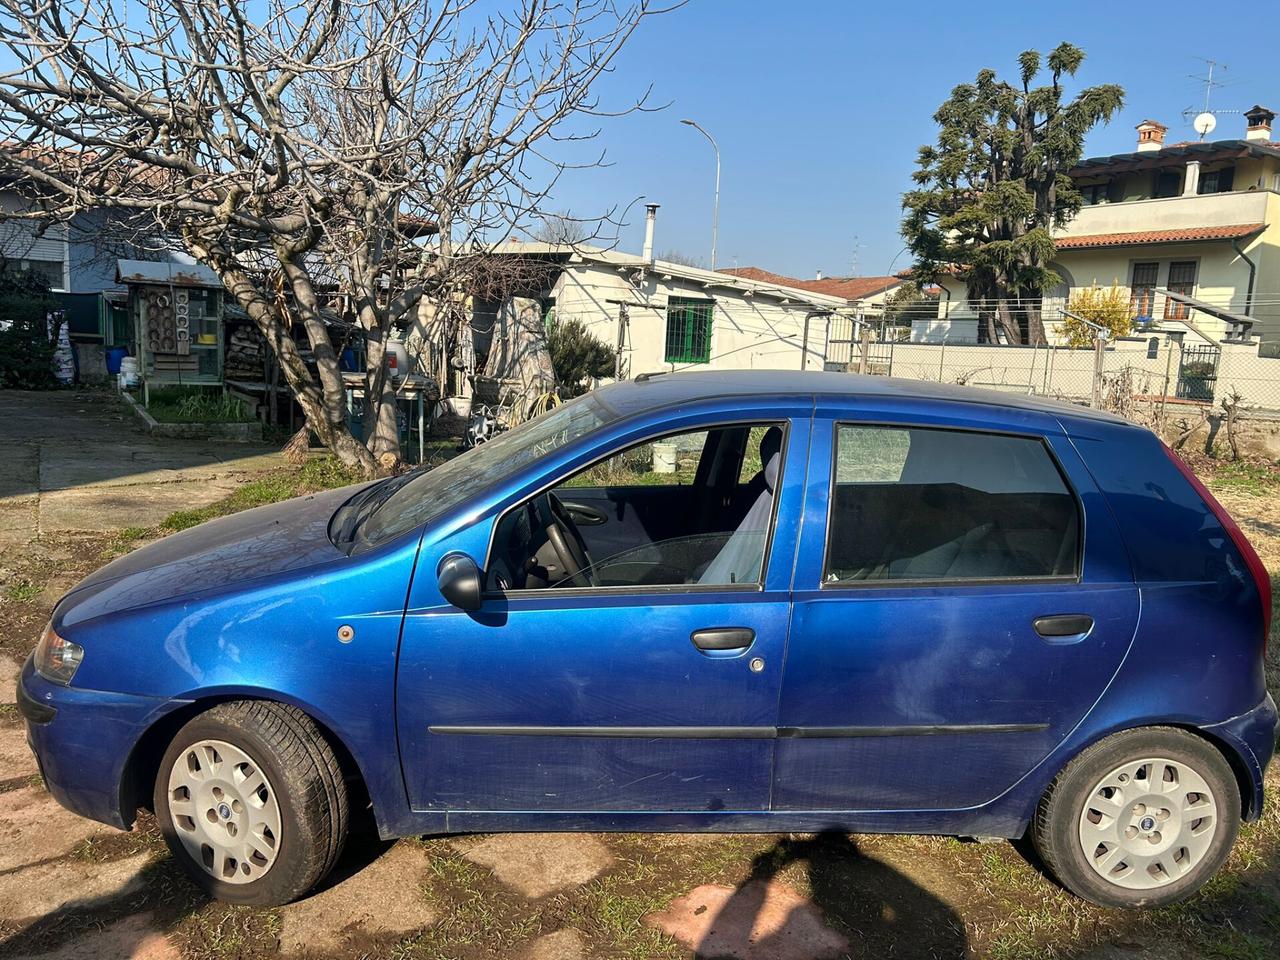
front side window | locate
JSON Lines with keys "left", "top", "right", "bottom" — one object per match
{"left": 824, "top": 425, "right": 1079, "bottom": 584}
{"left": 665, "top": 297, "right": 714, "bottom": 363}
{"left": 489, "top": 422, "right": 785, "bottom": 591}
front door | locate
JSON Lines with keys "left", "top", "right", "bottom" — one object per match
{"left": 775, "top": 410, "right": 1139, "bottom": 812}
{"left": 396, "top": 413, "right": 809, "bottom": 816}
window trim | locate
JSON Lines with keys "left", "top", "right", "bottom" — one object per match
{"left": 482, "top": 417, "right": 790, "bottom": 599}
{"left": 818, "top": 421, "right": 1084, "bottom": 591}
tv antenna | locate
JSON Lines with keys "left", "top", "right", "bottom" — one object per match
{"left": 849, "top": 235, "right": 864, "bottom": 277}
{"left": 1181, "top": 58, "right": 1240, "bottom": 140}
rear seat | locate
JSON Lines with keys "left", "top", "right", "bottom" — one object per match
{"left": 827, "top": 483, "right": 1076, "bottom": 582}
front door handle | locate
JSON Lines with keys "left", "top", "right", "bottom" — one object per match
{"left": 1033, "top": 614, "right": 1094, "bottom": 639}
{"left": 560, "top": 500, "right": 608, "bottom": 526}
{"left": 691, "top": 627, "right": 756, "bottom": 651}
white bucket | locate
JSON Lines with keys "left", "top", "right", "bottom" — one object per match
{"left": 652, "top": 442, "right": 678, "bottom": 474}
{"left": 119, "top": 356, "right": 140, "bottom": 388}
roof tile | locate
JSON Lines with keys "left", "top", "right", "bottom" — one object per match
{"left": 719, "top": 267, "right": 902, "bottom": 301}
{"left": 1055, "top": 223, "right": 1264, "bottom": 249}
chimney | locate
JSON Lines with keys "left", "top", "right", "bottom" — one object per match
{"left": 1245, "top": 105, "right": 1275, "bottom": 142}
{"left": 1136, "top": 119, "right": 1168, "bottom": 153}
{"left": 815, "top": 270, "right": 824, "bottom": 281}
{"left": 642, "top": 203, "right": 659, "bottom": 262}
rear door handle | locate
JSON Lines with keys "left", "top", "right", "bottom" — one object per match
{"left": 691, "top": 627, "right": 756, "bottom": 651}
{"left": 1033, "top": 614, "right": 1094, "bottom": 639}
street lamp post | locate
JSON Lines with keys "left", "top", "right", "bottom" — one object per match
{"left": 680, "top": 118, "right": 719, "bottom": 270}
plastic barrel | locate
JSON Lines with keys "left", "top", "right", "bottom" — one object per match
{"left": 106, "top": 346, "right": 128, "bottom": 375}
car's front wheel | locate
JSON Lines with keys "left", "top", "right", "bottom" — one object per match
{"left": 155, "top": 700, "right": 349, "bottom": 906}
{"left": 1032, "top": 727, "right": 1240, "bottom": 907}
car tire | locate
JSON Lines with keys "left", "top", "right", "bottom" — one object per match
{"left": 1032, "top": 726, "right": 1240, "bottom": 908}
{"left": 154, "top": 700, "right": 349, "bottom": 906}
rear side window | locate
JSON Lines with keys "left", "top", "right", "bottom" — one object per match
{"left": 825, "top": 425, "right": 1080, "bottom": 584}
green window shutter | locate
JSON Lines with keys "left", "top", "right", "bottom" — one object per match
{"left": 665, "top": 297, "right": 714, "bottom": 363}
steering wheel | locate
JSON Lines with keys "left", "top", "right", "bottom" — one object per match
{"left": 543, "top": 492, "right": 597, "bottom": 587}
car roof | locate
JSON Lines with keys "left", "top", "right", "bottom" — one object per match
{"left": 593, "top": 370, "right": 1134, "bottom": 429}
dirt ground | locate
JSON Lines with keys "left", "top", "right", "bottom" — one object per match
{"left": 0, "top": 420, "right": 1277, "bottom": 959}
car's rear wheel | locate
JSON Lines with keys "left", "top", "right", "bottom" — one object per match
{"left": 1032, "top": 727, "right": 1239, "bottom": 907}
{"left": 155, "top": 700, "right": 348, "bottom": 906}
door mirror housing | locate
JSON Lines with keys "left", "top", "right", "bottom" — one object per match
{"left": 437, "top": 553, "right": 483, "bottom": 611}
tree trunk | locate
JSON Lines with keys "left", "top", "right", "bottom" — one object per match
{"left": 199, "top": 247, "right": 380, "bottom": 476}
{"left": 995, "top": 297, "right": 1022, "bottom": 344}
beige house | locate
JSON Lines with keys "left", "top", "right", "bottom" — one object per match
{"left": 919, "top": 105, "right": 1280, "bottom": 345}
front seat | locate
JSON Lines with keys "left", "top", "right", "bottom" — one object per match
{"left": 699, "top": 444, "right": 780, "bottom": 585}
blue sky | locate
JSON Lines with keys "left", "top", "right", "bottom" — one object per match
{"left": 544, "top": 0, "right": 1280, "bottom": 278}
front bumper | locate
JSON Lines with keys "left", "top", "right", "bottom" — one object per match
{"left": 18, "top": 655, "right": 181, "bottom": 830}
{"left": 1203, "top": 692, "right": 1280, "bottom": 821}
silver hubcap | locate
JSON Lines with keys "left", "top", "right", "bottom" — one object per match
{"left": 166, "top": 739, "right": 282, "bottom": 885}
{"left": 1078, "top": 756, "right": 1218, "bottom": 890}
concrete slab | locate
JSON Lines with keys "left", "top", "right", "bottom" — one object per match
{"left": 11, "top": 912, "right": 180, "bottom": 960}
{"left": 38, "top": 477, "right": 243, "bottom": 533}
{"left": 644, "top": 881, "right": 849, "bottom": 960}
{"left": 278, "top": 842, "right": 437, "bottom": 954}
{"left": 461, "top": 834, "right": 613, "bottom": 899}
{"left": 0, "top": 852, "right": 150, "bottom": 920}
{"left": 0, "top": 785, "right": 114, "bottom": 870}
{"left": 0, "top": 499, "right": 39, "bottom": 546}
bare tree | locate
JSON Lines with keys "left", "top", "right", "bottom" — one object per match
{"left": 0, "top": 0, "right": 660, "bottom": 475}
{"left": 530, "top": 210, "right": 593, "bottom": 244}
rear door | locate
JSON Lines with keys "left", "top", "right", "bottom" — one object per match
{"left": 774, "top": 402, "right": 1139, "bottom": 812}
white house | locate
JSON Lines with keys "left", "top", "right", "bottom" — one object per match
{"left": 452, "top": 207, "right": 850, "bottom": 387}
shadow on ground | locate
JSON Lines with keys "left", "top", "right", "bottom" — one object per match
{"left": 679, "top": 832, "right": 967, "bottom": 960}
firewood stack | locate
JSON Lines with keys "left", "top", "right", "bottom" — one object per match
{"left": 224, "top": 324, "right": 266, "bottom": 381}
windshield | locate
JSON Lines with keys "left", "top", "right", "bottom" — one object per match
{"left": 356, "top": 394, "right": 614, "bottom": 548}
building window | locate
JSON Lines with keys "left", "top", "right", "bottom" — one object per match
{"left": 1131, "top": 262, "right": 1159, "bottom": 318}
{"left": 665, "top": 297, "right": 714, "bottom": 363}
{"left": 1079, "top": 182, "right": 1109, "bottom": 205}
{"left": 20, "top": 258, "right": 64, "bottom": 290}
{"left": 1198, "top": 167, "right": 1235, "bottom": 194}
{"left": 1165, "top": 261, "right": 1197, "bottom": 320}
{"left": 1154, "top": 171, "right": 1182, "bottom": 198}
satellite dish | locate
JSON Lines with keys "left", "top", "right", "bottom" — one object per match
{"left": 1194, "top": 111, "right": 1218, "bottom": 138}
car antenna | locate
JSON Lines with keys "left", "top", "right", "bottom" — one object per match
{"left": 634, "top": 371, "right": 668, "bottom": 382}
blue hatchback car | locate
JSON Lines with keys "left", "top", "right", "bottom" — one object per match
{"left": 19, "top": 371, "right": 1276, "bottom": 908}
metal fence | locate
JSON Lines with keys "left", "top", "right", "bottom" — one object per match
{"left": 826, "top": 334, "right": 1280, "bottom": 421}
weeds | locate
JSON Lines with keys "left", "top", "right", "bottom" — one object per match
{"left": 3, "top": 581, "right": 41, "bottom": 603}
{"left": 145, "top": 386, "right": 256, "bottom": 424}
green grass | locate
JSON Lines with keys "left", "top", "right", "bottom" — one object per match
{"left": 160, "top": 456, "right": 365, "bottom": 532}
{"left": 1203, "top": 459, "right": 1280, "bottom": 497}
{"left": 3, "top": 581, "right": 41, "bottom": 603}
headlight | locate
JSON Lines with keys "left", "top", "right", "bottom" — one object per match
{"left": 34, "top": 622, "right": 83, "bottom": 684}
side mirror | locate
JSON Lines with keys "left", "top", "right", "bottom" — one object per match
{"left": 437, "top": 553, "right": 483, "bottom": 612}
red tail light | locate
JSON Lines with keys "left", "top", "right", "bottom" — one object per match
{"left": 1163, "top": 444, "right": 1273, "bottom": 650}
